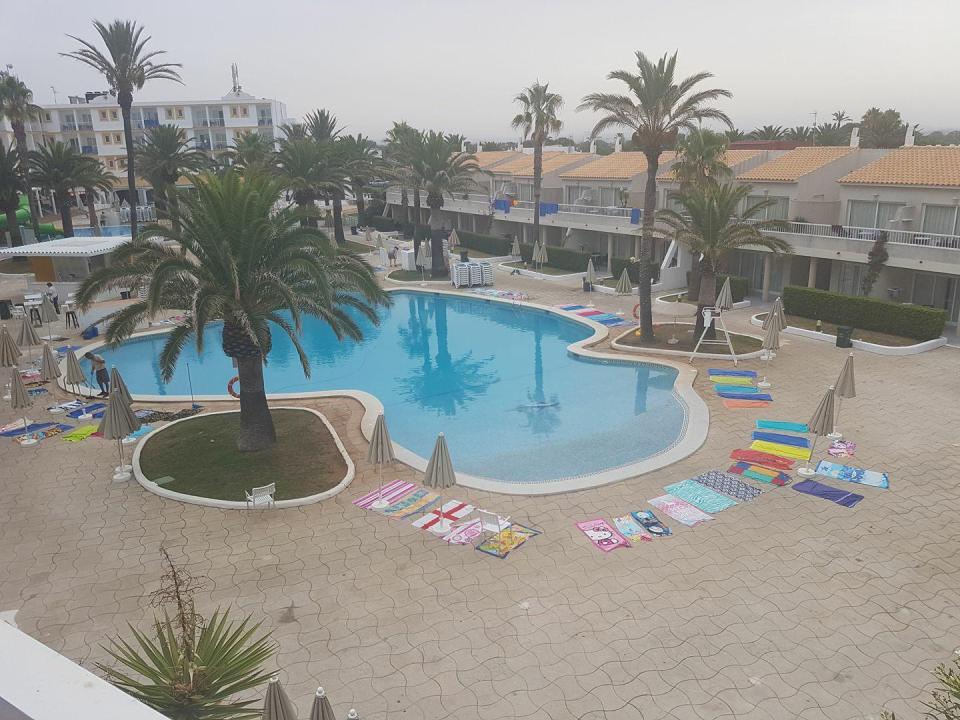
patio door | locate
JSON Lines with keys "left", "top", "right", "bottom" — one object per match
{"left": 912, "top": 273, "right": 959, "bottom": 322}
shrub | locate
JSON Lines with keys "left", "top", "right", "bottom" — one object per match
{"left": 683, "top": 272, "right": 749, "bottom": 303}
{"left": 366, "top": 215, "right": 401, "bottom": 232}
{"left": 782, "top": 285, "right": 946, "bottom": 341}
{"left": 413, "top": 224, "right": 431, "bottom": 241}
{"left": 518, "top": 243, "right": 593, "bottom": 273}
{"left": 610, "top": 256, "right": 639, "bottom": 283}
{"left": 456, "top": 229, "right": 512, "bottom": 256}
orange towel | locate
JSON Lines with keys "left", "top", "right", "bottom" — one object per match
{"left": 723, "top": 399, "right": 771, "bottom": 409}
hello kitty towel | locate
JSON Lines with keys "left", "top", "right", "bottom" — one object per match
{"left": 576, "top": 519, "right": 631, "bottom": 552}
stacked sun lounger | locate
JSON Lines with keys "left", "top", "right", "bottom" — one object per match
{"left": 708, "top": 368, "right": 772, "bottom": 408}
{"left": 451, "top": 262, "right": 494, "bottom": 288}
{"left": 556, "top": 304, "right": 628, "bottom": 327}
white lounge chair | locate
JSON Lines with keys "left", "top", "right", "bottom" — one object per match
{"left": 477, "top": 509, "right": 511, "bottom": 539}
{"left": 245, "top": 482, "right": 275, "bottom": 510}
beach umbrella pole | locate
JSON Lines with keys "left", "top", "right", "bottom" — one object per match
{"left": 798, "top": 435, "right": 818, "bottom": 476}
{"left": 371, "top": 462, "right": 389, "bottom": 509}
{"left": 20, "top": 413, "right": 37, "bottom": 446}
{"left": 758, "top": 352, "right": 772, "bottom": 389}
{"left": 828, "top": 397, "right": 843, "bottom": 440}
{"left": 186, "top": 363, "right": 198, "bottom": 408}
{"left": 114, "top": 438, "right": 132, "bottom": 480}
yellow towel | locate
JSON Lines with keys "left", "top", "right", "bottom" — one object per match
{"left": 750, "top": 439, "right": 812, "bottom": 461}
{"left": 709, "top": 376, "right": 754, "bottom": 386}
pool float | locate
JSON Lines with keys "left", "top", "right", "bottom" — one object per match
{"left": 227, "top": 376, "right": 240, "bottom": 398}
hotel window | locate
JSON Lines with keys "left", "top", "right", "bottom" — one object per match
{"left": 99, "top": 110, "right": 109, "bottom": 121}
{"left": 43, "top": 112, "right": 52, "bottom": 122}
{"left": 107, "top": 159, "right": 115, "bottom": 169}
{"left": 599, "top": 186, "right": 628, "bottom": 207}
{"left": 118, "top": 158, "right": 127, "bottom": 169}
{"left": 114, "top": 133, "right": 122, "bottom": 144}
{"left": 848, "top": 200, "right": 905, "bottom": 228}
{"left": 517, "top": 183, "right": 533, "bottom": 202}
{"left": 922, "top": 204, "right": 960, "bottom": 236}
{"left": 240, "top": 106, "right": 249, "bottom": 117}
{"left": 103, "top": 133, "right": 112, "bottom": 144}
{"left": 110, "top": 110, "right": 118, "bottom": 120}
{"left": 230, "top": 106, "right": 239, "bottom": 118}
{"left": 746, "top": 195, "right": 789, "bottom": 220}
{"left": 566, "top": 185, "right": 592, "bottom": 204}
{"left": 176, "top": 107, "right": 184, "bottom": 119}
{"left": 165, "top": 108, "right": 174, "bottom": 119}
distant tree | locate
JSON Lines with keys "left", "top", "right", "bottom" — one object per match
{"left": 813, "top": 122, "right": 852, "bottom": 146}
{"left": 785, "top": 126, "right": 813, "bottom": 143}
{"left": 672, "top": 128, "right": 731, "bottom": 190}
{"left": 136, "top": 125, "right": 208, "bottom": 230}
{"left": 575, "top": 138, "right": 614, "bottom": 154}
{"left": 74, "top": 156, "right": 114, "bottom": 238}
{"left": 28, "top": 141, "right": 87, "bottom": 236}
{"left": 725, "top": 128, "right": 747, "bottom": 143}
{"left": 230, "top": 132, "right": 276, "bottom": 176}
{"left": 916, "top": 129, "right": 960, "bottom": 146}
{"left": 0, "top": 72, "right": 43, "bottom": 238}
{"left": 860, "top": 108, "right": 906, "bottom": 148}
{"left": 748, "top": 125, "right": 785, "bottom": 141}
{"left": 860, "top": 234, "right": 889, "bottom": 296}
{"left": 475, "top": 140, "right": 513, "bottom": 151}
{"left": 0, "top": 142, "right": 25, "bottom": 246}
{"left": 831, "top": 110, "right": 851, "bottom": 127}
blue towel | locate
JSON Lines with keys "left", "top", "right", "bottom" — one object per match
{"left": 1, "top": 422, "right": 54, "bottom": 437}
{"left": 708, "top": 368, "right": 757, "bottom": 377}
{"left": 718, "top": 391, "right": 772, "bottom": 401}
{"left": 67, "top": 403, "right": 105, "bottom": 419}
{"left": 714, "top": 385, "right": 760, "bottom": 394}
{"left": 752, "top": 431, "right": 810, "bottom": 448}
{"left": 757, "top": 420, "right": 808, "bottom": 433}
{"left": 793, "top": 479, "right": 863, "bottom": 508}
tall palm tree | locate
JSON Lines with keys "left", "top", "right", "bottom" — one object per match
{"left": 748, "top": 125, "right": 786, "bottom": 141}
{"left": 74, "top": 156, "right": 114, "bottom": 237}
{"left": 785, "top": 126, "right": 813, "bottom": 143}
{"left": 0, "top": 72, "right": 43, "bottom": 238}
{"left": 304, "top": 108, "right": 349, "bottom": 243}
{"left": 63, "top": 19, "right": 182, "bottom": 241}
{"left": 411, "top": 131, "right": 481, "bottom": 277}
{"left": 0, "top": 142, "right": 25, "bottom": 246}
{"left": 337, "top": 133, "right": 380, "bottom": 219}
{"left": 385, "top": 121, "right": 421, "bottom": 228}
{"left": 672, "top": 128, "right": 731, "bottom": 190}
{"left": 813, "top": 122, "right": 851, "bottom": 146}
{"left": 511, "top": 81, "right": 563, "bottom": 247}
{"left": 28, "top": 141, "right": 87, "bottom": 237}
{"left": 725, "top": 128, "right": 746, "bottom": 143}
{"left": 230, "top": 132, "right": 275, "bottom": 176}
{"left": 831, "top": 110, "right": 851, "bottom": 127}
{"left": 75, "top": 171, "right": 388, "bottom": 452}
{"left": 275, "top": 137, "right": 348, "bottom": 230}
{"left": 136, "top": 125, "right": 208, "bottom": 230}
{"left": 578, "top": 51, "right": 731, "bottom": 341}
{"left": 657, "top": 183, "right": 792, "bottom": 338}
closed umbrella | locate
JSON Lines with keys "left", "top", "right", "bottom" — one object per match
{"left": 416, "top": 241, "right": 429, "bottom": 283}
{"left": 97, "top": 389, "right": 141, "bottom": 481}
{"left": 40, "top": 343, "right": 61, "bottom": 383}
{"left": 309, "top": 687, "right": 335, "bottom": 720}
{"left": 448, "top": 229, "right": 459, "bottom": 249}
{"left": 510, "top": 235, "right": 521, "bottom": 257}
{"left": 65, "top": 349, "right": 86, "bottom": 397}
{"left": 0, "top": 325, "right": 21, "bottom": 367}
{"left": 763, "top": 296, "right": 786, "bottom": 331}
{"left": 757, "top": 320, "right": 780, "bottom": 389}
{"left": 17, "top": 319, "right": 41, "bottom": 361}
{"left": 798, "top": 385, "right": 835, "bottom": 477}
{"left": 110, "top": 366, "right": 133, "bottom": 406}
{"left": 262, "top": 676, "right": 298, "bottom": 720}
{"left": 366, "top": 413, "right": 396, "bottom": 509}
{"left": 38, "top": 295, "right": 58, "bottom": 341}
{"left": 10, "top": 368, "right": 36, "bottom": 445}
{"left": 829, "top": 352, "right": 856, "bottom": 439}
{"left": 364, "top": 227, "right": 374, "bottom": 246}
{"left": 586, "top": 257, "right": 596, "bottom": 294}
{"left": 423, "top": 432, "right": 457, "bottom": 534}
{"left": 539, "top": 241, "right": 549, "bottom": 267}
{"left": 531, "top": 240, "right": 541, "bottom": 266}
{"left": 715, "top": 277, "right": 734, "bottom": 312}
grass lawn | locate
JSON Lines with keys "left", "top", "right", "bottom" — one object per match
{"left": 504, "top": 260, "right": 576, "bottom": 276}
{"left": 597, "top": 277, "right": 635, "bottom": 289}
{"left": 387, "top": 269, "right": 450, "bottom": 282}
{"left": 452, "top": 248, "right": 496, "bottom": 258}
{"left": 342, "top": 240, "right": 377, "bottom": 254}
{"left": 758, "top": 312, "right": 919, "bottom": 347}
{"left": 138, "top": 409, "right": 347, "bottom": 501}
{"left": 617, "top": 323, "right": 763, "bottom": 354}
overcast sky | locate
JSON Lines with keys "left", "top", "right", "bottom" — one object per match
{"left": 6, "top": 0, "right": 960, "bottom": 141}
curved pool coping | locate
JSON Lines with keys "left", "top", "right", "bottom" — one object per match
{"left": 130, "top": 407, "right": 355, "bottom": 509}
{"left": 63, "top": 287, "right": 709, "bottom": 496}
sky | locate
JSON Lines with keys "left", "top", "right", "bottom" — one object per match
{"left": 6, "top": 0, "right": 960, "bottom": 142}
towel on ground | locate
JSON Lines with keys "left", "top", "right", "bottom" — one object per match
{"left": 14, "top": 424, "right": 72, "bottom": 444}
{"left": 792, "top": 479, "right": 863, "bottom": 508}
{"left": 48, "top": 400, "right": 84, "bottom": 412}
{"left": 708, "top": 368, "right": 757, "bottom": 377}
{"left": 728, "top": 462, "right": 791, "bottom": 486}
{"left": 61, "top": 425, "right": 99, "bottom": 442}
{"left": 692, "top": 470, "right": 762, "bottom": 501}
{"left": 756, "top": 420, "right": 808, "bottom": 433}
{"left": 441, "top": 519, "right": 484, "bottom": 545}
{"left": 815, "top": 460, "right": 888, "bottom": 489}
{"left": 576, "top": 519, "right": 631, "bottom": 552}
{"left": 664, "top": 479, "right": 738, "bottom": 513}
{"left": 378, "top": 488, "right": 438, "bottom": 517}
{"left": 66, "top": 403, "right": 106, "bottom": 419}
{"left": 828, "top": 440, "right": 856, "bottom": 458}
{"left": 476, "top": 524, "right": 539, "bottom": 559}
{"left": 723, "top": 399, "right": 771, "bottom": 409}
{"left": 613, "top": 515, "right": 652, "bottom": 543}
{"left": 353, "top": 479, "right": 415, "bottom": 509}
{"left": 751, "top": 431, "right": 811, "bottom": 448}
{"left": 631, "top": 510, "right": 671, "bottom": 536}
{"left": 709, "top": 375, "right": 755, "bottom": 386}
{"left": 750, "top": 439, "right": 811, "bottom": 460}
{"left": 714, "top": 385, "right": 761, "bottom": 394}
{"left": 720, "top": 391, "right": 773, "bottom": 401}
{"left": 729, "top": 449, "right": 795, "bottom": 470}
{"left": 411, "top": 500, "right": 475, "bottom": 531}
{"left": 1, "top": 422, "right": 53, "bottom": 437}
{"left": 648, "top": 495, "right": 714, "bottom": 527}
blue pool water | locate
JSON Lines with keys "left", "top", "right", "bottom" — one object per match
{"left": 93, "top": 291, "right": 686, "bottom": 484}
{"left": 74, "top": 225, "right": 131, "bottom": 237}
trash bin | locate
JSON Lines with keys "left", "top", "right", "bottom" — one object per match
{"left": 459, "top": 250, "right": 469, "bottom": 262}
{"left": 0, "top": 299, "right": 11, "bottom": 320}
{"left": 836, "top": 326, "right": 854, "bottom": 348}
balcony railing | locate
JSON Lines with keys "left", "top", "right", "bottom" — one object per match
{"left": 203, "top": 118, "right": 226, "bottom": 127}
{"left": 768, "top": 221, "right": 960, "bottom": 250}
{"left": 77, "top": 122, "right": 94, "bottom": 131}
{"left": 258, "top": 117, "right": 273, "bottom": 126}
{"left": 60, "top": 123, "right": 77, "bottom": 132}
{"left": 559, "top": 203, "right": 632, "bottom": 218}
{"left": 81, "top": 146, "right": 98, "bottom": 155}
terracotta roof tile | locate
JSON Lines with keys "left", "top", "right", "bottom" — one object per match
{"left": 470, "top": 151, "right": 522, "bottom": 169}
{"left": 494, "top": 151, "right": 592, "bottom": 177}
{"left": 657, "top": 149, "right": 762, "bottom": 180}
{"left": 560, "top": 151, "right": 676, "bottom": 181}
{"left": 838, "top": 146, "right": 960, "bottom": 187}
{"left": 737, "top": 146, "right": 854, "bottom": 182}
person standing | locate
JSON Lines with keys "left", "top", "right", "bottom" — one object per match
{"left": 84, "top": 352, "right": 110, "bottom": 396}
{"left": 45, "top": 282, "right": 60, "bottom": 313}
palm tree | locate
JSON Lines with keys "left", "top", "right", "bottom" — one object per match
{"left": 75, "top": 171, "right": 388, "bottom": 452}
{"left": 230, "top": 132, "right": 275, "bottom": 176}
{"left": 511, "top": 81, "right": 563, "bottom": 248}
{"left": 672, "top": 128, "right": 731, "bottom": 190}
{"left": 831, "top": 110, "right": 851, "bottom": 127}
{"left": 63, "top": 20, "right": 182, "bottom": 241}
{"left": 578, "top": 51, "right": 732, "bottom": 341}
{"left": 136, "top": 125, "right": 208, "bottom": 230}
{"left": 337, "top": 133, "right": 380, "bottom": 219}
{"left": 304, "top": 108, "right": 348, "bottom": 243}
{"left": 725, "top": 128, "right": 746, "bottom": 143}
{"left": 385, "top": 121, "right": 421, "bottom": 228}
{"left": 657, "top": 182, "right": 792, "bottom": 338}
{"left": 748, "top": 125, "right": 786, "bottom": 141}
{"left": 411, "top": 131, "right": 481, "bottom": 277}
{"left": 785, "top": 126, "right": 813, "bottom": 143}
{"left": 275, "top": 137, "right": 347, "bottom": 229}
{"left": 0, "top": 142, "right": 25, "bottom": 246}
{"left": 28, "top": 141, "right": 87, "bottom": 237}
{"left": 0, "top": 73, "right": 44, "bottom": 239}
{"left": 813, "top": 122, "right": 851, "bottom": 146}
{"left": 74, "top": 156, "right": 114, "bottom": 237}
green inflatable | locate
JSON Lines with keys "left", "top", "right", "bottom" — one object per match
{"left": 0, "top": 194, "right": 59, "bottom": 236}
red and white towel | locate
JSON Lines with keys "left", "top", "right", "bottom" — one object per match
{"left": 412, "top": 500, "right": 475, "bottom": 531}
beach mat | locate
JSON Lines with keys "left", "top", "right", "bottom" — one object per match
{"left": 719, "top": 391, "right": 772, "bottom": 401}
{"left": 648, "top": 494, "right": 714, "bottom": 527}
{"left": 723, "top": 399, "right": 771, "bottom": 409}
{"left": 441, "top": 519, "right": 483, "bottom": 545}
{"left": 631, "top": 510, "right": 671, "bottom": 537}
{"left": 411, "top": 500, "right": 475, "bottom": 532}
{"left": 353, "top": 479, "right": 414, "bottom": 509}
{"left": 14, "top": 424, "right": 73, "bottom": 445}
{"left": 476, "top": 523, "right": 539, "bottom": 559}
{"left": 750, "top": 439, "right": 811, "bottom": 460}
{"left": 756, "top": 420, "right": 808, "bottom": 433}
{"left": 664, "top": 479, "right": 738, "bottom": 513}
{"left": 708, "top": 368, "right": 756, "bottom": 377}
{"left": 728, "top": 462, "right": 791, "bottom": 486}
{"left": 751, "top": 431, "right": 810, "bottom": 448}
{"left": 730, "top": 449, "right": 795, "bottom": 471}
{"left": 378, "top": 488, "right": 438, "bottom": 518}
{"left": 1, "top": 422, "right": 54, "bottom": 437}
{"left": 793, "top": 479, "right": 863, "bottom": 508}
{"left": 714, "top": 385, "right": 761, "bottom": 394}
{"left": 576, "top": 519, "right": 631, "bottom": 552}
{"left": 708, "top": 375, "right": 755, "bottom": 386}
{"left": 613, "top": 515, "right": 652, "bottom": 543}
{"left": 692, "top": 470, "right": 762, "bottom": 501}
{"left": 815, "top": 460, "right": 889, "bottom": 489}
{"left": 61, "top": 425, "right": 99, "bottom": 442}
{"left": 66, "top": 403, "right": 106, "bottom": 419}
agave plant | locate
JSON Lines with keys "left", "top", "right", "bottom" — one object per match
{"left": 99, "top": 609, "right": 275, "bottom": 720}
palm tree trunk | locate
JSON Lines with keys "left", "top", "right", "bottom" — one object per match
{"left": 400, "top": 186, "right": 409, "bottom": 224}
{"left": 332, "top": 193, "right": 346, "bottom": 246}
{"left": 56, "top": 189, "right": 74, "bottom": 237}
{"left": 119, "top": 92, "right": 138, "bottom": 241}
{"left": 354, "top": 183, "right": 366, "bottom": 218}
{"left": 12, "top": 123, "right": 41, "bottom": 239}
{"left": 533, "top": 137, "right": 543, "bottom": 248}
{"left": 428, "top": 204, "right": 446, "bottom": 278}
{"left": 413, "top": 188, "right": 422, "bottom": 228}
{"left": 638, "top": 153, "right": 659, "bottom": 341}
{"left": 235, "top": 355, "right": 277, "bottom": 452}
{"left": 85, "top": 187, "right": 101, "bottom": 237}
{"left": 167, "top": 187, "right": 182, "bottom": 233}
{"left": 696, "top": 270, "right": 718, "bottom": 341}
{"left": 4, "top": 207, "right": 23, "bottom": 246}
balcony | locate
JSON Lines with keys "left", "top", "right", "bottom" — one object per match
{"left": 203, "top": 118, "right": 226, "bottom": 127}
{"left": 258, "top": 117, "right": 273, "bottom": 126}
{"left": 81, "top": 145, "right": 98, "bottom": 155}
{"left": 60, "top": 123, "right": 77, "bottom": 132}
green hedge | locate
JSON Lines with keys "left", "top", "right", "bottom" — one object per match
{"left": 455, "top": 229, "right": 512, "bottom": 256}
{"left": 610, "top": 257, "right": 664, "bottom": 285}
{"left": 684, "top": 272, "right": 749, "bottom": 303}
{"left": 366, "top": 215, "right": 401, "bottom": 232}
{"left": 782, "top": 285, "right": 946, "bottom": 341}
{"left": 518, "top": 243, "right": 593, "bottom": 273}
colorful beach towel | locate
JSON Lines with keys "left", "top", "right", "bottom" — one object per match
{"left": 558, "top": 304, "right": 587, "bottom": 311}
{"left": 692, "top": 470, "right": 762, "bottom": 501}
{"left": 719, "top": 391, "right": 773, "bottom": 401}
{"left": 815, "top": 460, "right": 888, "bottom": 489}
{"left": 378, "top": 488, "right": 439, "bottom": 518}
{"left": 723, "top": 399, "right": 771, "bottom": 409}
{"left": 750, "top": 439, "right": 811, "bottom": 460}
{"left": 476, "top": 524, "right": 539, "bottom": 559}
{"left": 751, "top": 431, "right": 810, "bottom": 448}
{"left": 828, "top": 440, "right": 856, "bottom": 458}
{"left": 756, "top": 420, "right": 808, "bottom": 433}
{"left": 66, "top": 403, "right": 106, "bottom": 419}
{"left": 664, "top": 479, "right": 738, "bottom": 513}
{"left": 1, "top": 422, "right": 53, "bottom": 437}
{"left": 714, "top": 384, "right": 761, "bottom": 394}
{"left": 353, "top": 479, "right": 415, "bottom": 509}
{"left": 730, "top": 448, "right": 795, "bottom": 470}
{"left": 728, "top": 462, "right": 791, "bottom": 486}
{"left": 648, "top": 495, "right": 714, "bottom": 527}
{"left": 631, "top": 510, "right": 671, "bottom": 536}
{"left": 411, "top": 500, "right": 475, "bottom": 531}
{"left": 61, "top": 425, "right": 99, "bottom": 442}
{"left": 792, "top": 479, "right": 863, "bottom": 508}
{"left": 14, "top": 424, "right": 72, "bottom": 445}
{"left": 613, "top": 515, "right": 652, "bottom": 543}
{"left": 48, "top": 400, "right": 84, "bottom": 412}
{"left": 27, "top": 387, "right": 49, "bottom": 397}
{"left": 709, "top": 375, "right": 755, "bottom": 386}
{"left": 441, "top": 519, "right": 484, "bottom": 545}
{"left": 576, "top": 519, "right": 631, "bottom": 552}
{"left": 708, "top": 368, "right": 756, "bottom": 377}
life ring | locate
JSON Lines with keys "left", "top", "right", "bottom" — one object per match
{"left": 632, "top": 303, "right": 641, "bottom": 320}
{"left": 227, "top": 376, "right": 240, "bottom": 398}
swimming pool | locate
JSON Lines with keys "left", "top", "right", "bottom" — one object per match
{"left": 91, "top": 291, "right": 694, "bottom": 489}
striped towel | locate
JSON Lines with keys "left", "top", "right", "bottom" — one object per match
{"left": 750, "top": 439, "right": 811, "bottom": 461}
{"left": 353, "top": 479, "right": 414, "bottom": 509}
{"left": 719, "top": 392, "right": 772, "bottom": 401}
{"left": 756, "top": 420, "right": 808, "bottom": 433}
{"left": 709, "top": 376, "right": 755, "bottom": 386}
{"left": 751, "top": 431, "right": 810, "bottom": 448}
{"left": 714, "top": 384, "right": 760, "bottom": 394}
{"left": 380, "top": 488, "right": 439, "bottom": 518}
{"left": 729, "top": 449, "right": 795, "bottom": 471}
{"left": 411, "top": 500, "right": 475, "bottom": 531}
{"left": 728, "top": 462, "right": 791, "bottom": 486}
{"left": 708, "top": 368, "right": 756, "bottom": 377}
{"left": 558, "top": 304, "right": 586, "bottom": 311}
{"left": 723, "top": 399, "right": 771, "bottom": 409}
{"left": 664, "top": 479, "right": 738, "bottom": 513}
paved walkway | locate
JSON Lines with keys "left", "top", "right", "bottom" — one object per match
{"left": 2, "top": 264, "right": 959, "bottom": 719}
